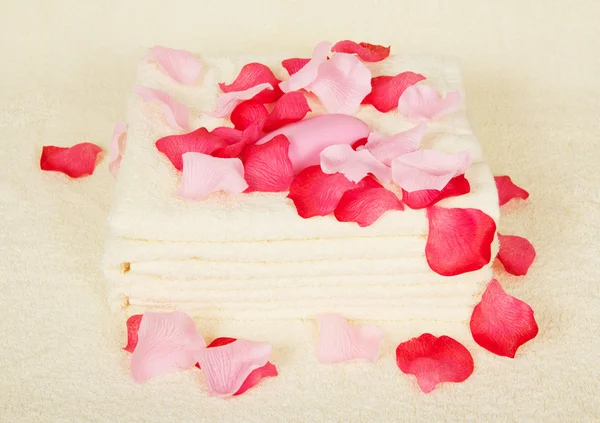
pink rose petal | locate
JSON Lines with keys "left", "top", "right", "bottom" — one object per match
{"left": 263, "top": 92, "right": 312, "bottom": 132}
{"left": 230, "top": 100, "right": 269, "bottom": 130}
{"left": 144, "top": 45, "right": 202, "bottom": 85}
{"left": 134, "top": 85, "right": 190, "bottom": 131}
{"left": 123, "top": 314, "right": 143, "bottom": 353}
{"left": 279, "top": 41, "right": 332, "bottom": 93}
{"left": 396, "top": 333, "right": 474, "bottom": 393}
{"left": 320, "top": 144, "right": 392, "bottom": 183}
{"left": 392, "top": 150, "right": 471, "bottom": 192}
{"left": 496, "top": 234, "right": 536, "bottom": 276}
{"left": 494, "top": 175, "right": 530, "bottom": 206}
{"left": 331, "top": 40, "right": 390, "bottom": 62}
{"left": 242, "top": 134, "right": 294, "bottom": 192}
{"left": 156, "top": 127, "right": 229, "bottom": 171}
{"left": 398, "top": 84, "right": 461, "bottom": 122}
{"left": 40, "top": 142, "right": 103, "bottom": 178}
{"left": 281, "top": 58, "right": 311, "bottom": 76}
{"left": 219, "top": 62, "right": 283, "bottom": 104}
{"left": 108, "top": 121, "right": 127, "bottom": 178}
{"left": 334, "top": 186, "right": 404, "bottom": 227}
{"left": 426, "top": 206, "right": 496, "bottom": 276}
{"left": 316, "top": 314, "right": 384, "bottom": 363}
{"left": 362, "top": 72, "right": 426, "bottom": 112}
{"left": 209, "top": 83, "right": 273, "bottom": 118}
{"left": 212, "top": 121, "right": 264, "bottom": 159}
{"left": 358, "top": 123, "right": 427, "bottom": 166}
{"left": 130, "top": 311, "right": 206, "bottom": 383}
{"left": 402, "top": 174, "right": 471, "bottom": 209}
{"left": 470, "top": 279, "right": 539, "bottom": 358}
{"left": 178, "top": 153, "right": 248, "bottom": 200}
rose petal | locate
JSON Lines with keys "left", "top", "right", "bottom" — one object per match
{"left": 402, "top": 174, "right": 471, "bottom": 209}
{"left": 144, "top": 45, "right": 202, "bottom": 85}
{"left": 334, "top": 186, "right": 404, "bottom": 227}
{"left": 230, "top": 100, "right": 269, "bottom": 130}
{"left": 209, "top": 83, "right": 273, "bottom": 118}
{"left": 211, "top": 127, "right": 243, "bottom": 145}
{"left": 242, "top": 134, "right": 294, "bottom": 192}
{"left": 392, "top": 150, "right": 471, "bottom": 192}
{"left": 109, "top": 122, "right": 127, "bottom": 162}
{"left": 212, "top": 121, "right": 264, "bottom": 159}
{"left": 40, "top": 142, "right": 103, "bottom": 178}
{"left": 496, "top": 234, "right": 536, "bottom": 276}
{"left": 351, "top": 138, "right": 368, "bottom": 150}
{"left": 398, "top": 84, "right": 461, "bottom": 122}
{"left": 316, "top": 314, "right": 384, "bottom": 363}
{"left": 130, "top": 311, "right": 206, "bottom": 383}
{"left": 219, "top": 62, "right": 283, "bottom": 103}
{"left": 470, "top": 279, "right": 539, "bottom": 358}
{"left": 123, "top": 314, "right": 143, "bottom": 353}
{"left": 279, "top": 41, "right": 332, "bottom": 93}
{"left": 426, "top": 206, "right": 496, "bottom": 276}
{"left": 396, "top": 333, "right": 474, "bottom": 393}
{"left": 281, "top": 58, "right": 311, "bottom": 76}
{"left": 358, "top": 123, "right": 427, "bottom": 166}
{"left": 494, "top": 175, "right": 530, "bottom": 206}
{"left": 156, "top": 127, "right": 229, "bottom": 171}
{"left": 306, "top": 53, "right": 372, "bottom": 114}
{"left": 361, "top": 72, "right": 426, "bottom": 113}
{"left": 320, "top": 144, "right": 391, "bottom": 183}
{"left": 133, "top": 85, "right": 190, "bottom": 131}
{"left": 178, "top": 153, "right": 248, "bottom": 200}
{"left": 331, "top": 40, "right": 390, "bottom": 62}
{"left": 263, "top": 92, "right": 312, "bottom": 132}
{"left": 197, "top": 339, "right": 273, "bottom": 397}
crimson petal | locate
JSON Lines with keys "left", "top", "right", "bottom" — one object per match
{"left": 242, "top": 134, "right": 294, "bottom": 192}
{"left": 263, "top": 92, "right": 312, "bottom": 132}
{"left": 212, "top": 122, "right": 264, "bottom": 159}
{"left": 497, "top": 234, "right": 536, "bottom": 276}
{"left": 335, "top": 186, "right": 403, "bottom": 227}
{"left": 494, "top": 175, "right": 530, "bottom": 206}
{"left": 402, "top": 174, "right": 471, "bottom": 209}
{"left": 211, "top": 127, "right": 242, "bottom": 145}
{"left": 156, "top": 127, "right": 228, "bottom": 171}
{"left": 219, "top": 62, "right": 283, "bottom": 103}
{"left": 362, "top": 72, "right": 426, "bottom": 113}
{"left": 331, "top": 40, "right": 391, "bottom": 62}
{"left": 123, "top": 314, "right": 143, "bottom": 353}
{"left": 230, "top": 100, "right": 269, "bottom": 130}
{"left": 351, "top": 138, "right": 368, "bottom": 150}
{"left": 281, "top": 58, "right": 311, "bottom": 76}
{"left": 40, "top": 142, "right": 103, "bottom": 178}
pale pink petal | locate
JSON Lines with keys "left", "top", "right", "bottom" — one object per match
{"left": 197, "top": 339, "right": 273, "bottom": 397}
{"left": 392, "top": 150, "right": 471, "bottom": 192}
{"left": 320, "top": 144, "right": 391, "bottom": 183}
{"left": 358, "top": 123, "right": 427, "bottom": 166}
{"left": 398, "top": 85, "right": 461, "bottom": 121}
{"left": 316, "top": 314, "right": 384, "bottom": 363}
{"left": 109, "top": 156, "right": 122, "bottom": 179}
{"left": 134, "top": 85, "right": 190, "bottom": 131}
{"left": 279, "top": 41, "right": 332, "bottom": 93}
{"left": 144, "top": 45, "right": 202, "bottom": 85}
{"left": 108, "top": 121, "right": 127, "bottom": 178}
{"left": 209, "top": 83, "right": 273, "bottom": 118}
{"left": 130, "top": 311, "right": 205, "bottom": 383}
{"left": 178, "top": 153, "right": 248, "bottom": 200}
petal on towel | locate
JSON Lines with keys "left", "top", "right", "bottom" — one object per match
{"left": 108, "top": 122, "right": 127, "bottom": 179}
{"left": 40, "top": 142, "right": 103, "bottom": 178}
{"left": 358, "top": 123, "right": 427, "bottom": 166}
{"left": 470, "top": 279, "right": 539, "bottom": 358}
{"left": 242, "top": 134, "right": 294, "bottom": 192}
{"left": 263, "top": 92, "right": 312, "bottom": 132}
{"left": 156, "top": 127, "right": 229, "bottom": 171}
{"left": 279, "top": 41, "right": 332, "bottom": 93}
{"left": 396, "top": 333, "right": 474, "bottom": 393}
{"left": 123, "top": 314, "right": 143, "bottom": 353}
{"left": 398, "top": 85, "right": 461, "bottom": 122}
{"left": 219, "top": 63, "right": 283, "bottom": 104}
{"left": 209, "top": 83, "right": 273, "bottom": 118}
{"left": 197, "top": 339, "right": 273, "bottom": 397}
{"left": 392, "top": 150, "right": 471, "bottom": 192}
{"left": 212, "top": 121, "right": 264, "bottom": 159}
{"left": 361, "top": 72, "right": 426, "bottom": 113}
{"left": 425, "top": 206, "right": 496, "bottom": 276}
{"left": 496, "top": 234, "right": 536, "bottom": 276}
{"left": 211, "top": 127, "right": 243, "bottom": 145}
{"left": 316, "top": 314, "right": 384, "bottom": 363}
{"left": 130, "top": 311, "right": 206, "bottom": 383}
{"left": 331, "top": 40, "right": 390, "bottom": 62}
{"left": 402, "top": 174, "right": 471, "bottom": 209}
{"left": 334, "top": 186, "right": 403, "bottom": 227}
{"left": 134, "top": 85, "right": 190, "bottom": 131}
{"left": 230, "top": 100, "right": 269, "bottom": 130}
{"left": 178, "top": 153, "right": 248, "bottom": 200}
{"left": 320, "top": 144, "right": 392, "bottom": 183}
{"left": 306, "top": 53, "right": 372, "bottom": 114}
{"left": 144, "top": 45, "right": 202, "bottom": 85}
{"left": 494, "top": 175, "right": 530, "bottom": 206}
{"left": 281, "top": 58, "right": 311, "bottom": 76}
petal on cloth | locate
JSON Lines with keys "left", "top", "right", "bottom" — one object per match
{"left": 496, "top": 234, "right": 536, "bottom": 276}
{"left": 398, "top": 84, "right": 461, "bottom": 122}
{"left": 402, "top": 174, "right": 471, "bottom": 209}
{"left": 40, "top": 142, "right": 103, "bottom": 178}
{"left": 334, "top": 186, "right": 403, "bottom": 227}
{"left": 230, "top": 100, "right": 269, "bottom": 130}
{"left": 212, "top": 121, "right": 264, "bottom": 159}
{"left": 320, "top": 144, "right": 391, "bottom": 183}
{"left": 331, "top": 40, "right": 390, "bottom": 62}
{"left": 358, "top": 123, "right": 427, "bottom": 166}
{"left": 211, "top": 127, "right": 243, "bottom": 145}
{"left": 219, "top": 62, "right": 283, "bottom": 103}
{"left": 133, "top": 85, "right": 190, "bottom": 131}
{"left": 279, "top": 41, "right": 332, "bottom": 92}
{"left": 281, "top": 58, "right": 311, "bottom": 76}
{"left": 263, "top": 92, "right": 312, "bottom": 132}
{"left": 494, "top": 175, "right": 530, "bottom": 206}
{"left": 144, "top": 45, "right": 202, "bottom": 85}
{"left": 123, "top": 314, "right": 143, "bottom": 353}
{"left": 242, "top": 134, "right": 294, "bottom": 192}
{"left": 209, "top": 83, "right": 273, "bottom": 118}
{"left": 108, "top": 122, "right": 127, "bottom": 179}
{"left": 361, "top": 72, "right": 426, "bottom": 113}
{"left": 156, "top": 127, "right": 229, "bottom": 171}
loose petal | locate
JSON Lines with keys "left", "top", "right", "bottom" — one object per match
{"left": 470, "top": 279, "right": 538, "bottom": 358}
{"left": 144, "top": 45, "right": 202, "bottom": 84}
{"left": 497, "top": 234, "right": 536, "bottom": 276}
{"left": 281, "top": 58, "right": 310, "bottom": 76}
{"left": 130, "top": 312, "right": 205, "bottom": 383}
{"left": 316, "top": 314, "right": 384, "bottom": 363}
{"left": 398, "top": 85, "right": 461, "bottom": 122}
{"left": 396, "top": 333, "right": 474, "bottom": 393}
{"left": 211, "top": 127, "right": 243, "bottom": 145}
{"left": 358, "top": 123, "right": 427, "bottom": 166}
{"left": 123, "top": 314, "right": 143, "bottom": 353}
{"left": 331, "top": 40, "right": 390, "bottom": 62}
{"left": 156, "top": 127, "right": 228, "bottom": 171}
{"left": 494, "top": 175, "right": 530, "bottom": 206}
{"left": 242, "top": 134, "right": 294, "bottom": 192}
{"left": 134, "top": 85, "right": 190, "bottom": 131}
{"left": 263, "top": 92, "right": 312, "bottom": 132}
{"left": 402, "top": 174, "right": 471, "bottom": 209}
{"left": 219, "top": 63, "right": 283, "bottom": 103}
{"left": 392, "top": 150, "right": 471, "bottom": 192}
{"left": 209, "top": 83, "right": 273, "bottom": 118}
{"left": 108, "top": 121, "right": 127, "bottom": 179}
{"left": 212, "top": 121, "right": 264, "bottom": 159}
{"left": 40, "top": 142, "right": 103, "bottom": 178}
{"left": 178, "top": 153, "right": 248, "bottom": 200}
{"left": 230, "top": 100, "right": 269, "bottom": 130}
{"left": 351, "top": 138, "right": 368, "bottom": 150}
{"left": 362, "top": 72, "right": 426, "bottom": 113}
{"left": 426, "top": 206, "right": 496, "bottom": 276}
{"left": 279, "top": 41, "right": 331, "bottom": 93}
{"left": 320, "top": 144, "right": 391, "bottom": 183}
{"left": 335, "top": 186, "right": 403, "bottom": 227}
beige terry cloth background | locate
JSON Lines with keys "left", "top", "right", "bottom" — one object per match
{"left": 1, "top": 1, "right": 599, "bottom": 422}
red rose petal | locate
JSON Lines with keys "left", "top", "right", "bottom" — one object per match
{"left": 212, "top": 121, "right": 264, "bottom": 159}
{"left": 263, "top": 92, "right": 312, "bottom": 132}
{"left": 331, "top": 40, "right": 391, "bottom": 62}
{"left": 156, "top": 127, "right": 228, "bottom": 171}
{"left": 242, "top": 134, "right": 294, "bottom": 192}
{"left": 230, "top": 100, "right": 269, "bottom": 131}
{"left": 351, "top": 138, "right": 368, "bottom": 150}
{"left": 470, "top": 279, "right": 538, "bottom": 358}
{"left": 335, "top": 186, "right": 404, "bottom": 227}
{"left": 396, "top": 333, "right": 474, "bottom": 393}
{"left": 123, "top": 314, "right": 143, "bottom": 353}
{"left": 496, "top": 234, "right": 536, "bottom": 276}
{"left": 219, "top": 62, "right": 283, "bottom": 103}
{"left": 494, "top": 175, "right": 530, "bottom": 206}
{"left": 40, "top": 142, "right": 103, "bottom": 178}
{"left": 362, "top": 72, "right": 426, "bottom": 113}
{"left": 281, "top": 58, "right": 311, "bottom": 76}
{"left": 211, "top": 127, "right": 243, "bottom": 145}
{"left": 402, "top": 174, "right": 471, "bottom": 209}
{"left": 425, "top": 206, "right": 496, "bottom": 276}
